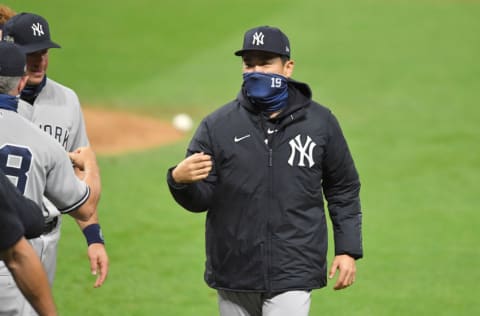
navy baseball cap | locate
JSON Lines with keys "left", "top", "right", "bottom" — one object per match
{"left": 0, "top": 42, "right": 26, "bottom": 76}
{"left": 235, "top": 26, "right": 290, "bottom": 58}
{"left": 2, "top": 13, "right": 60, "bottom": 54}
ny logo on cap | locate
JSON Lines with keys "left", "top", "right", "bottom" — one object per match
{"left": 31, "top": 23, "right": 45, "bottom": 37}
{"left": 3, "top": 35, "right": 14, "bottom": 43}
{"left": 252, "top": 32, "right": 264, "bottom": 46}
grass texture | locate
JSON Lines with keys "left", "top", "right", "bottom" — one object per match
{"left": 3, "top": 0, "right": 480, "bottom": 314}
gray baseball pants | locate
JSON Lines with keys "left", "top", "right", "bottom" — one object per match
{"left": 218, "top": 290, "right": 311, "bottom": 316}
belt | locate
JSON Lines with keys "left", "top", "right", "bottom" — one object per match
{"left": 43, "top": 217, "right": 59, "bottom": 234}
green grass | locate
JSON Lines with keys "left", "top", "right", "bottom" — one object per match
{"left": 3, "top": 0, "right": 480, "bottom": 314}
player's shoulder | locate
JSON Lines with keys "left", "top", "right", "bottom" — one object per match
{"left": 40, "top": 78, "right": 80, "bottom": 105}
{"left": 1, "top": 110, "right": 66, "bottom": 151}
{"left": 45, "top": 78, "right": 76, "bottom": 94}
{"left": 308, "top": 100, "right": 333, "bottom": 116}
{"left": 1, "top": 109, "right": 38, "bottom": 130}
{"left": 204, "top": 99, "right": 238, "bottom": 123}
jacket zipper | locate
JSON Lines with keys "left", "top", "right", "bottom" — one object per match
{"left": 261, "top": 115, "right": 277, "bottom": 291}
{"left": 266, "top": 120, "right": 278, "bottom": 291}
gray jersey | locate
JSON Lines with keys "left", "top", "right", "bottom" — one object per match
{"left": 17, "top": 78, "right": 91, "bottom": 220}
{"left": 0, "top": 109, "right": 90, "bottom": 217}
{"left": 17, "top": 78, "right": 90, "bottom": 152}
{"left": 0, "top": 107, "right": 90, "bottom": 316}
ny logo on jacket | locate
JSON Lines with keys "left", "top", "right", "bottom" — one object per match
{"left": 288, "top": 134, "right": 316, "bottom": 168}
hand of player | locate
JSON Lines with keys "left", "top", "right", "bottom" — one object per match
{"left": 172, "top": 152, "right": 212, "bottom": 184}
{"left": 87, "top": 243, "right": 109, "bottom": 288}
{"left": 69, "top": 146, "right": 101, "bottom": 216}
{"left": 69, "top": 146, "right": 98, "bottom": 172}
{"left": 328, "top": 254, "right": 356, "bottom": 290}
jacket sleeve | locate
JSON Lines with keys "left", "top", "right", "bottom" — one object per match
{"left": 166, "top": 119, "right": 217, "bottom": 212}
{"left": 12, "top": 197, "right": 44, "bottom": 239}
{"left": 0, "top": 172, "right": 43, "bottom": 247}
{"left": 322, "top": 112, "right": 363, "bottom": 259}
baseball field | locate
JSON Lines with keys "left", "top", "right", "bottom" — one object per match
{"left": 5, "top": 0, "right": 480, "bottom": 315}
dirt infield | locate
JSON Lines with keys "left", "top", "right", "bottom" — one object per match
{"left": 83, "top": 107, "right": 185, "bottom": 155}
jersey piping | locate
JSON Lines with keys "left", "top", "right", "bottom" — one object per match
{"left": 57, "top": 186, "right": 90, "bottom": 214}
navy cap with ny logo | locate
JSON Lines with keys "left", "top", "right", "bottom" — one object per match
{"left": 234, "top": 26, "right": 290, "bottom": 58}
{"left": 2, "top": 12, "right": 61, "bottom": 54}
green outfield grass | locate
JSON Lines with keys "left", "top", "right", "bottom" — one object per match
{"left": 4, "top": 0, "right": 480, "bottom": 315}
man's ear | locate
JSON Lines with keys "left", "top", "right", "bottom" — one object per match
{"left": 15, "top": 75, "right": 30, "bottom": 94}
{"left": 284, "top": 59, "right": 295, "bottom": 78}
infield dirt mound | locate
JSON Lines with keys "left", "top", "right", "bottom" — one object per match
{"left": 83, "top": 107, "right": 185, "bottom": 155}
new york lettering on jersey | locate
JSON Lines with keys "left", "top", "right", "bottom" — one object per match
{"left": 39, "top": 123, "right": 70, "bottom": 150}
{"left": 17, "top": 78, "right": 90, "bottom": 152}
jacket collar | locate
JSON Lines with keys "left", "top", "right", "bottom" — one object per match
{"left": 0, "top": 94, "right": 18, "bottom": 112}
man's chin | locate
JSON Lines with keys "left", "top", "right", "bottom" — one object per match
{"left": 27, "top": 75, "right": 45, "bottom": 86}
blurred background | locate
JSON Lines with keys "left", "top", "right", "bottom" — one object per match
{"left": 3, "top": 0, "right": 480, "bottom": 315}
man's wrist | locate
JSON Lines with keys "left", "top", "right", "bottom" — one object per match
{"left": 171, "top": 167, "right": 181, "bottom": 183}
{"left": 82, "top": 224, "right": 105, "bottom": 246}
{"left": 168, "top": 167, "right": 188, "bottom": 188}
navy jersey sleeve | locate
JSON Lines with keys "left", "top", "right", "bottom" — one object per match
{"left": 322, "top": 112, "right": 363, "bottom": 259}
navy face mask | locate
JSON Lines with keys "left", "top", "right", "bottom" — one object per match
{"left": 21, "top": 75, "right": 47, "bottom": 101}
{"left": 243, "top": 72, "right": 288, "bottom": 113}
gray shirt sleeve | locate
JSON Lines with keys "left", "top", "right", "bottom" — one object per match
{"left": 43, "top": 141, "right": 90, "bottom": 214}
